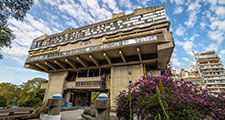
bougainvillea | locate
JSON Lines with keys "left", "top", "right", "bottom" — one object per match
{"left": 116, "top": 72, "right": 225, "bottom": 120}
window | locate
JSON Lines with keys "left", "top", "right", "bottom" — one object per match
{"left": 80, "top": 41, "right": 91, "bottom": 46}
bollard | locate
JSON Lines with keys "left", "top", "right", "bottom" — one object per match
{"left": 95, "top": 93, "right": 109, "bottom": 120}
{"left": 41, "top": 94, "right": 63, "bottom": 120}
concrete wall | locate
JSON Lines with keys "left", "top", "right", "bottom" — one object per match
{"left": 43, "top": 71, "right": 68, "bottom": 103}
{"left": 110, "top": 64, "right": 144, "bottom": 109}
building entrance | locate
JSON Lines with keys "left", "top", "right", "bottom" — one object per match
{"left": 70, "top": 91, "right": 91, "bottom": 106}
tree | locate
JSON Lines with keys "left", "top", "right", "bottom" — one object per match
{"left": 18, "top": 78, "right": 47, "bottom": 107}
{"left": 0, "top": 0, "right": 33, "bottom": 58}
{"left": 0, "top": 96, "right": 7, "bottom": 107}
{"left": 0, "top": 82, "right": 21, "bottom": 105}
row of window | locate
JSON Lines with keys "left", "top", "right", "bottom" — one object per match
{"left": 30, "top": 9, "right": 166, "bottom": 50}
{"left": 27, "top": 35, "right": 157, "bottom": 62}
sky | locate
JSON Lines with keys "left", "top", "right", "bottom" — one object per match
{"left": 0, "top": 0, "right": 225, "bottom": 84}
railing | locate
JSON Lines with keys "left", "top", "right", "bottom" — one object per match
{"left": 75, "top": 81, "right": 105, "bottom": 88}
{"left": 66, "top": 76, "right": 105, "bottom": 89}
{"left": 197, "top": 55, "right": 218, "bottom": 59}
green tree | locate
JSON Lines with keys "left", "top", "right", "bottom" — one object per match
{"left": 18, "top": 78, "right": 46, "bottom": 107}
{"left": 0, "top": 96, "right": 7, "bottom": 107}
{"left": 0, "top": 82, "right": 21, "bottom": 105}
{"left": 0, "top": 0, "right": 33, "bottom": 58}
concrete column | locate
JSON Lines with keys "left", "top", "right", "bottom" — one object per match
{"left": 65, "top": 90, "right": 71, "bottom": 102}
{"left": 43, "top": 71, "right": 68, "bottom": 103}
{"left": 110, "top": 64, "right": 144, "bottom": 109}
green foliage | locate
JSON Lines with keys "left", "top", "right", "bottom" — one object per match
{"left": 83, "top": 108, "right": 96, "bottom": 117}
{"left": 0, "top": 82, "right": 21, "bottom": 105}
{"left": 0, "top": 78, "right": 46, "bottom": 107}
{"left": 0, "top": 96, "right": 7, "bottom": 107}
{"left": 0, "top": 0, "right": 33, "bottom": 58}
{"left": 18, "top": 78, "right": 46, "bottom": 107}
{"left": 19, "top": 97, "right": 43, "bottom": 108}
{"left": 0, "top": 25, "right": 14, "bottom": 58}
{"left": 91, "top": 92, "right": 101, "bottom": 104}
{"left": 156, "top": 85, "right": 169, "bottom": 120}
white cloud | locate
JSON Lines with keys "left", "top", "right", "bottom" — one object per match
{"left": 208, "top": 30, "right": 224, "bottom": 43}
{"left": 3, "top": 12, "right": 59, "bottom": 58}
{"left": 102, "top": 0, "right": 120, "bottom": 12}
{"left": 175, "top": 26, "right": 185, "bottom": 36}
{"left": 119, "top": 0, "right": 136, "bottom": 11}
{"left": 183, "top": 41, "right": 194, "bottom": 56}
{"left": 200, "top": 21, "right": 207, "bottom": 29}
{"left": 220, "top": 49, "right": 225, "bottom": 55}
{"left": 2, "top": 44, "right": 28, "bottom": 57}
{"left": 188, "top": 1, "right": 201, "bottom": 11}
{"left": 174, "top": 40, "right": 184, "bottom": 47}
{"left": 182, "top": 57, "right": 189, "bottom": 62}
{"left": 171, "top": 57, "right": 182, "bottom": 67}
{"left": 173, "top": 6, "right": 183, "bottom": 14}
{"left": 218, "top": 0, "right": 225, "bottom": 4}
{"left": 185, "top": 1, "right": 201, "bottom": 28}
{"left": 169, "top": 0, "right": 185, "bottom": 5}
{"left": 210, "top": 20, "right": 225, "bottom": 31}
{"left": 206, "top": 43, "right": 220, "bottom": 51}
{"left": 136, "top": 0, "right": 151, "bottom": 6}
{"left": 185, "top": 11, "right": 198, "bottom": 27}
{"left": 215, "top": 6, "right": 225, "bottom": 16}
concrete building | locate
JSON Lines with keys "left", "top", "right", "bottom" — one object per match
{"left": 194, "top": 50, "right": 225, "bottom": 93}
{"left": 180, "top": 66, "right": 204, "bottom": 86}
{"left": 24, "top": 5, "right": 174, "bottom": 109}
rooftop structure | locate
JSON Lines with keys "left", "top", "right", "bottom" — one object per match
{"left": 194, "top": 50, "right": 225, "bottom": 93}
{"left": 24, "top": 5, "right": 174, "bottom": 109}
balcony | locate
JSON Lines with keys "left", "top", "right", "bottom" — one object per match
{"left": 66, "top": 76, "right": 105, "bottom": 89}
{"left": 40, "top": 77, "right": 105, "bottom": 90}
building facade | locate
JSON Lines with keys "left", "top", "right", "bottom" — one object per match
{"left": 24, "top": 5, "right": 174, "bottom": 108}
{"left": 180, "top": 66, "right": 204, "bottom": 87}
{"left": 194, "top": 50, "right": 225, "bottom": 93}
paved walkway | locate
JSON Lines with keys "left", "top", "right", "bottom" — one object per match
{"left": 61, "top": 109, "right": 84, "bottom": 120}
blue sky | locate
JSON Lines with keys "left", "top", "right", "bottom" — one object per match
{"left": 0, "top": 0, "right": 225, "bottom": 84}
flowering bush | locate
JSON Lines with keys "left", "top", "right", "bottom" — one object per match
{"left": 116, "top": 73, "right": 225, "bottom": 120}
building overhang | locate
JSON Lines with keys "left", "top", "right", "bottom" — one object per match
{"left": 25, "top": 34, "right": 173, "bottom": 73}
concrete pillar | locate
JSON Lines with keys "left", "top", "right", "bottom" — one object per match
{"left": 110, "top": 64, "right": 144, "bottom": 109}
{"left": 65, "top": 90, "right": 71, "bottom": 102}
{"left": 43, "top": 71, "right": 68, "bottom": 103}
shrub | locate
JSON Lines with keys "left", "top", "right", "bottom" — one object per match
{"left": 116, "top": 73, "right": 225, "bottom": 120}
{"left": 20, "top": 97, "right": 43, "bottom": 108}
{"left": 83, "top": 108, "right": 96, "bottom": 117}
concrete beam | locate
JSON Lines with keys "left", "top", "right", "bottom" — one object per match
{"left": 54, "top": 60, "right": 66, "bottom": 69}
{"left": 103, "top": 53, "right": 111, "bottom": 65}
{"left": 76, "top": 57, "right": 88, "bottom": 68}
{"left": 45, "top": 61, "right": 57, "bottom": 71}
{"left": 89, "top": 55, "right": 99, "bottom": 67}
{"left": 65, "top": 58, "right": 76, "bottom": 68}
{"left": 47, "top": 59, "right": 158, "bottom": 72}
{"left": 36, "top": 63, "right": 48, "bottom": 72}
{"left": 119, "top": 50, "right": 126, "bottom": 63}
{"left": 137, "top": 48, "right": 142, "bottom": 61}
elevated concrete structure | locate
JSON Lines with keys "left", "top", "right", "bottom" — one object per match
{"left": 25, "top": 5, "right": 174, "bottom": 109}
{"left": 194, "top": 50, "right": 225, "bottom": 93}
